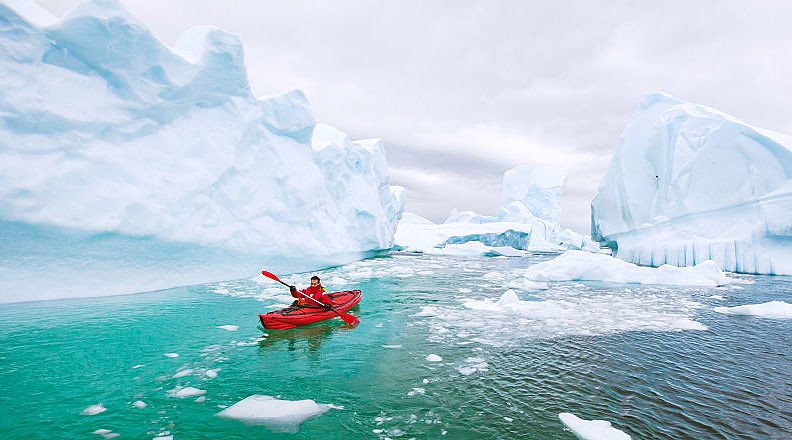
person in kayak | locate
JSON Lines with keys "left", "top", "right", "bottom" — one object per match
{"left": 289, "top": 276, "right": 331, "bottom": 308}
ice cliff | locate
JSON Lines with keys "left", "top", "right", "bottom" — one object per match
{"left": 396, "top": 165, "right": 600, "bottom": 254}
{"left": 592, "top": 93, "right": 792, "bottom": 275}
{"left": 0, "top": 0, "right": 403, "bottom": 302}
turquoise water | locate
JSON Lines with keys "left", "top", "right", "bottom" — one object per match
{"left": 1, "top": 252, "right": 790, "bottom": 439}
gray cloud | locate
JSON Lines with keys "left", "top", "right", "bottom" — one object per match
{"left": 36, "top": 0, "right": 792, "bottom": 232}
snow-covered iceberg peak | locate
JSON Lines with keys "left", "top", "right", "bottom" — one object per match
{"left": 592, "top": 93, "right": 792, "bottom": 275}
{"left": 0, "top": 0, "right": 404, "bottom": 302}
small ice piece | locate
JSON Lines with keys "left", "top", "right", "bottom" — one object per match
{"left": 559, "top": 412, "right": 631, "bottom": 440}
{"left": 422, "top": 378, "right": 429, "bottom": 384}
{"left": 81, "top": 404, "right": 107, "bottom": 416}
{"left": 504, "top": 416, "right": 513, "bottom": 422}
{"left": 216, "top": 395, "right": 334, "bottom": 433}
{"left": 172, "top": 369, "right": 194, "bottom": 378}
{"left": 714, "top": 301, "right": 792, "bottom": 319}
{"left": 152, "top": 436, "right": 173, "bottom": 440}
{"left": 92, "top": 429, "right": 112, "bottom": 435}
{"left": 131, "top": 364, "right": 144, "bottom": 369}
{"left": 195, "top": 396, "right": 206, "bottom": 403}
{"left": 167, "top": 387, "right": 206, "bottom": 398}
{"left": 381, "top": 345, "right": 402, "bottom": 349}
{"left": 217, "top": 325, "right": 239, "bottom": 331}
{"left": 103, "top": 434, "right": 120, "bottom": 439}
{"left": 132, "top": 400, "right": 147, "bottom": 409}
{"left": 205, "top": 369, "right": 219, "bottom": 378}
{"left": 407, "top": 387, "right": 425, "bottom": 396}
{"left": 426, "top": 354, "right": 442, "bottom": 362}
{"left": 707, "top": 295, "right": 725, "bottom": 300}
{"left": 163, "top": 353, "right": 179, "bottom": 358}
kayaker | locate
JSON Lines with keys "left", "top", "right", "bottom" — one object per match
{"left": 289, "top": 276, "right": 331, "bottom": 308}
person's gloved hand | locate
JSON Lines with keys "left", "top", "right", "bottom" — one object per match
{"left": 322, "top": 303, "right": 332, "bottom": 311}
{"left": 289, "top": 285, "right": 297, "bottom": 293}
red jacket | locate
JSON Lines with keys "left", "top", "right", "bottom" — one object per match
{"left": 292, "top": 284, "right": 330, "bottom": 306}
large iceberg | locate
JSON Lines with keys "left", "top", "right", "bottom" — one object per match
{"left": 396, "top": 165, "right": 600, "bottom": 254}
{"left": 592, "top": 93, "right": 792, "bottom": 275}
{"left": 0, "top": 0, "right": 403, "bottom": 302}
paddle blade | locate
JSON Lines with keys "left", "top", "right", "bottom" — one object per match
{"left": 339, "top": 313, "right": 359, "bottom": 327}
{"left": 261, "top": 270, "right": 282, "bottom": 283}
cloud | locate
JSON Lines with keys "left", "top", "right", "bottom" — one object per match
{"left": 36, "top": 0, "right": 792, "bottom": 233}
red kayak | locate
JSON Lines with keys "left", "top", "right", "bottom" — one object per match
{"left": 259, "top": 290, "right": 362, "bottom": 330}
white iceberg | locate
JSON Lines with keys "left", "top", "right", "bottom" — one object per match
{"left": 714, "top": 301, "right": 792, "bottom": 319}
{"left": 396, "top": 165, "right": 600, "bottom": 254}
{"left": 520, "top": 250, "right": 735, "bottom": 287}
{"left": 0, "top": 0, "right": 403, "bottom": 303}
{"left": 592, "top": 92, "right": 792, "bottom": 275}
{"left": 80, "top": 403, "right": 107, "bottom": 416}
{"left": 216, "top": 395, "right": 334, "bottom": 433}
{"left": 559, "top": 412, "right": 631, "bottom": 440}
{"left": 167, "top": 386, "right": 206, "bottom": 398}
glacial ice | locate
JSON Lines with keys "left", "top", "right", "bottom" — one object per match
{"left": 592, "top": 92, "right": 792, "bottom": 275}
{"left": 0, "top": 0, "right": 403, "bottom": 302}
{"left": 167, "top": 386, "right": 206, "bottom": 398}
{"left": 80, "top": 404, "right": 107, "bottom": 416}
{"left": 714, "top": 301, "right": 792, "bottom": 319}
{"left": 396, "top": 165, "right": 600, "bottom": 254}
{"left": 558, "top": 413, "right": 631, "bottom": 440}
{"left": 520, "top": 250, "right": 736, "bottom": 287}
{"left": 216, "top": 395, "right": 334, "bottom": 433}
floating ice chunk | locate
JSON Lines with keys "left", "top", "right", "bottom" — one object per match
{"left": 81, "top": 404, "right": 106, "bottom": 416}
{"left": 559, "top": 412, "right": 631, "bottom": 440}
{"left": 205, "top": 369, "right": 219, "bottom": 378}
{"left": 163, "top": 353, "right": 179, "bottom": 358}
{"left": 707, "top": 295, "right": 725, "bottom": 300}
{"left": 216, "top": 395, "right": 334, "bottom": 433}
{"left": 381, "top": 345, "right": 402, "bottom": 349}
{"left": 425, "top": 354, "right": 442, "bottom": 362}
{"left": 456, "top": 357, "right": 489, "bottom": 376}
{"left": 714, "top": 301, "right": 792, "bottom": 319}
{"left": 132, "top": 400, "right": 147, "bottom": 409}
{"left": 167, "top": 386, "right": 206, "bottom": 398}
{"left": 131, "top": 364, "right": 144, "bottom": 369}
{"left": 172, "top": 369, "right": 194, "bottom": 378}
{"left": 195, "top": 396, "right": 207, "bottom": 403}
{"left": 217, "top": 325, "right": 239, "bottom": 331}
{"left": 152, "top": 436, "right": 173, "bottom": 440}
{"left": 92, "top": 429, "right": 112, "bottom": 436}
{"left": 521, "top": 251, "right": 733, "bottom": 287}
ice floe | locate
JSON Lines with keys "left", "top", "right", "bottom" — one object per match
{"left": 559, "top": 412, "right": 631, "bottom": 440}
{"left": 217, "top": 325, "right": 239, "bottom": 331}
{"left": 132, "top": 400, "right": 147, "bottom": 409}
{"left": 521, "top": 251, "right": 735, "bottom": 287}
{"left": 407, "top": 387, "right": 425, "bottom": 396}
{"left": 172, "top": 369, "right": 194, "bottom": 378}
{"left": 714, "top": 301, "right": 792, "bottom": 319}
{"left": 216, "top": 395, "right": 335, "bottom": 432}
{"left": 426, "top": 354, "right": 443, "bottom": 362}
{"left": 81, "top": 404, "right": 107, "bottom": 416}
{"left": 167, "top": 386, "right": 206, "bottom": 398}
{"left": 163, "top": 353, "right": 179, "bottom": 358}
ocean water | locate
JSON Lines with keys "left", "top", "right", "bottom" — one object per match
{"left": 1, "top": 252, "right": 790, "bottom": 439}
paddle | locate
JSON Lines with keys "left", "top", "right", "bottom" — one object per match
{"left": 261, "top": 270, "right": 359, "bottom": 326}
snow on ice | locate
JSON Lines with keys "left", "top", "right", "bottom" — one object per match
{"left": 592, "top": 92, "right": 792, "bottom": 275}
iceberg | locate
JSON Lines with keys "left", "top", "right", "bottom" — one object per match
{"left": 592, "top": 92, "right": 792, "bottom": 275}
{"left": 216, "top": 395, "right": 334, "bottom": 433}
{"left": 396, "top": 165, "right": 600, "bottom": 254}
{"left": 0, "top": 0, "right": 403, "bottom": 302}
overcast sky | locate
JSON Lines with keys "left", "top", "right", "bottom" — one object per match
{"left": 37, "top": 0, "right": 792, "bottom": 233}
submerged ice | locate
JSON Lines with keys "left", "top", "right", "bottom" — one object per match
{"left": 592, "top": 92, "right": 792, "bottom": 275}
{"left": 0, "top": 0, "right": 403, "bottom": 302}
